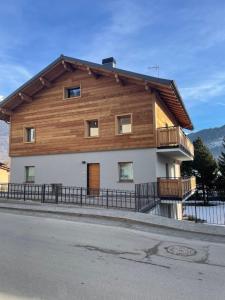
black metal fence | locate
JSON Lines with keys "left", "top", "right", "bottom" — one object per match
{"left": 148, "top": 197, "right": 225, "bottom": 225}
{"left": 135, "top": 182, "right": 158, "bottom": 212}
{"left": 0, "top": 182, "right": 158, "bottom": 212}
{"left": 1, "top": 182, "right": 224, "bottom": 224}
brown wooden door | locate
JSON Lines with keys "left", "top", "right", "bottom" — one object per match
{"left": 87, "top": 163, "right": 100, "bottom": 195}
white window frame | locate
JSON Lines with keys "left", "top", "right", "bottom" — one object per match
{"left": 85, "top": 119, "right": 100, "bottom": 138}
{"left": 24, "top": 127, "right": 35, "bottom": 143}
{"left": 118, "top": 162, "right": 134, "bottom": 182}
{"left": 25, "top": 166, "right": 35, "bottom": 183}
{"left": 115, "top": 114, "right": 132, "bottom": 135}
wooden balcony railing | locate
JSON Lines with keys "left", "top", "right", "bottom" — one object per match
{"left": 158, "top": 176, "right": 196, "bottom": 199}
{"left": 157, "top": 126, "right": 194, "bottom": 157}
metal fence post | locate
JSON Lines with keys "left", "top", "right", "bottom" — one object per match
{"left": 23, "top": 184, "right": 26, "bottom": 201}
{"left": 135, "top": 185, "right": 137, "bottom": 211}
{"left": 55, "top": 185, "right": 58, "bottom": 204}
{"left": 80, "top": 187, "right": 83, "bottom": 206}
{"left": 7, "top": 183, "right": 10, "bottom": 200}
{"left": 135, "top": 184, "right": 140, "bottom": 212}
{"left": 41, "top": 184, "right": 45, "bottom": 203}
{"left": 194, "top": 197, "right": 197, "bottom": 223}
{"left": 153, "top": 183, "right": 156, "bottom": 202}
{"left": 106, "top": 189, "right": 109, "bottom": 208}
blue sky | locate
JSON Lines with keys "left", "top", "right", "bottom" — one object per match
{"left": 0, "top": 0, "right": 225, "bottom": 131}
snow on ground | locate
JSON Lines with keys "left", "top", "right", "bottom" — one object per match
{"left": 149, "top": 201, "right": 225, "bottom": 225}
{"left": 184, "top": 204, "right": 225, "bottom": 225}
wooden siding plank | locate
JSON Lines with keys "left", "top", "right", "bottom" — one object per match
{"left": 10, "top": 70, "right": 155, "bottom": 157}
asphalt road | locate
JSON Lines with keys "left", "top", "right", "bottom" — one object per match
{"left": 0, "top": 211, "right": 224, "bottom": 300}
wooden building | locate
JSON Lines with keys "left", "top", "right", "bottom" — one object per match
{"left": 0, "top": 55, "right": 196, "bottom": 199}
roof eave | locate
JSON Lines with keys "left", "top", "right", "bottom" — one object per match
{"left": 0, "top": 55, "right": 63, "bottom": 108}
{"left": 0, "top": 55, "right": 194, "bottom": 130}
{"left": 171, "top": 80, "right": 194, "bottom": 130}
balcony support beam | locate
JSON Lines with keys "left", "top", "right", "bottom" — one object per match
{"left": 18, "top": 92, "right": 32, "bottom": 103}
{"left": 39, "top": 77, "right": 52, "bottom": 88}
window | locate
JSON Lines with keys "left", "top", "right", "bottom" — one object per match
{"left": 118, "top": 162, "right": 133, "bottom": 182}
{"left": 65, "top": 86, "right": 81, "bottom": 98}
{"left": 116, "top": 114, "right": 132, "bottom": 134}
{"left": 25, "top": 127, "right": 35, "bottom": 143}
{"left": 25, "top": 166, "right": 35, "bottom": 183}
{"left": 86, "top": 120, "right": 99, "bottom": 137}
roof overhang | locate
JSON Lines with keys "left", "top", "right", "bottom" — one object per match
{"left": 0, "top": 55, "right": 193, "bottom": 130}
{"left": 157, "top": 147, "right": 194, "bottom": 161}
{"left": 0, "top": 163, "right": 10, "bottom": 172}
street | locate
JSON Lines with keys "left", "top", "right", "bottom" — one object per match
{"left": 0, "top": 211, "right": 224, "bottom": 300}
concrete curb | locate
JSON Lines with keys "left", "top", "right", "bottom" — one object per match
{"left": 0, "top": 201, "right": 224, "bottom": 237}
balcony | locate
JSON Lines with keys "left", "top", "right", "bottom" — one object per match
{"left": 158, "top": 176, "right": 196, "bottom": 200}
{"left": 157, "top": 126, "right": 194, "bottom": 160}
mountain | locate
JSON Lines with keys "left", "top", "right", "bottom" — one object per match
{"left": 0, "top": 121, "right": 9, "bottom": 162}
{"left": 188, "top": 124, "right": 225, "bottom": 158}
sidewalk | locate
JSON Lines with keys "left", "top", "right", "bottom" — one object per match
{"left": 0, "top": 199, "right": 224, "bottom": 237}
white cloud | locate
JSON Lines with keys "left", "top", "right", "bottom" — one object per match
{"left": 0, "top": 63, "right": 32, "bottom": 95}
{"left": 181, "top": 73, "right": 225, "bottom": 106}
{"left": 84, "top": 0, "right": 156, "bottom": 67}
{"left": 0, "top": 95, "right": 4, "bottom": 102}
{"left": 217, "top": 102, "right": 225, "bottom": 107}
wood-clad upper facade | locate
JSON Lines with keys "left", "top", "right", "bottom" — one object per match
{"left": 0, "top": 56, "right": 193, "bottom": 157}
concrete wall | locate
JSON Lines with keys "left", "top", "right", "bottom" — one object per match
{"left": 10, "top": 149, "right": 158, "bottom": 191}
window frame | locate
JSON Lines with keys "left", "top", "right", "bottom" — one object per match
{"left": 25, "top": 166, "right": 35, "bottom": 183}
{"left": 64, "top": 84, "right": 81, "bottom": 100}
{"left": 115, "top": 113, "right": 133, "bottom": 135}
{"left": 118, "top": 162, "right": 134, "bottom": 182}
{"left": 84, "top": 119, "right": 100, "bottom": 138}
{"left": 24, "top": 127, "right": 36, "bottom": 144}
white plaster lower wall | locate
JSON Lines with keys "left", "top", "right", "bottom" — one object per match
{"left": 10, "top": 149, "right": 158, "bottom": 191}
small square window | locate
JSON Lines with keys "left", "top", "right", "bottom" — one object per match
{"left": 65, "top": 86, "right": 81, "bottom": 98}
{"left": 86, "top": 120, "right": 99, "bottom": 137}
{"left": 118, "top": 162, "right": 133, "bottom": 182}
{"left": 25, "top": 166, "right": 35, "bottom": 183}
{"left": 117, "top": 115, "right": 132, "bottom": 134}
{"left": 25, "top": 128, "right": 35, "bottom": 143}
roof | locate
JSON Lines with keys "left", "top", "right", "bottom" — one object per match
{"left": 0, "top": 55, "right": 193, "bottom": 129}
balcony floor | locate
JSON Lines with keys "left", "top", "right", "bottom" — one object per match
{"left": 157, "top": 146, "right": 194, "bottom": 161}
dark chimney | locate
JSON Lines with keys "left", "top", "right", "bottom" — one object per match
{"left": 102, "top": 57, "right": 116, "bottom": 68}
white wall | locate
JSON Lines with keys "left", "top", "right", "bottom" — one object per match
{"left": 156, "top": 154, "right": 180, "bottom": 178}
{"left": 10, "top": 149, "right": 158, "bottom": 191}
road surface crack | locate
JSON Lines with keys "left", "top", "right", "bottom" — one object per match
{"left": 143, "top": 242, "right": 161, "bottom": 259}
{"left": 73, "top": 244, "right": 139, "bottom": 256}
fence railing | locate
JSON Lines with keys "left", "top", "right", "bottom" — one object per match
{"left": 135, "top": 183, "right": 225, "bottom": 225}
{"left": 148, "top": 197, "right": 225, "bottom": 226}
{"left": 135, "top": 182, "right": 158, "bottom": 212}
{"left": 157, "top": 126, "right": 194, "bottom": 157}
{"left": 1, "top": 182, "right": 224, "bottom": 225}
{"left": 0, "top": 183, "right": 138, "bottom": 210}
{"left": 157, "top": 176, "right": 196, "bottom": 199}
{"left": 0, "top": 182, "right": 158, "bottom": 213}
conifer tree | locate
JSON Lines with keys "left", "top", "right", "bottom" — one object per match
{"left": 218, "top": 137, "right": 225, "bottom": 177}
{"left": 181, "top": 137, "right": 218, "bottom": 202}
{"left": 217, "top": 137, "right": 225, "bottom": 196}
